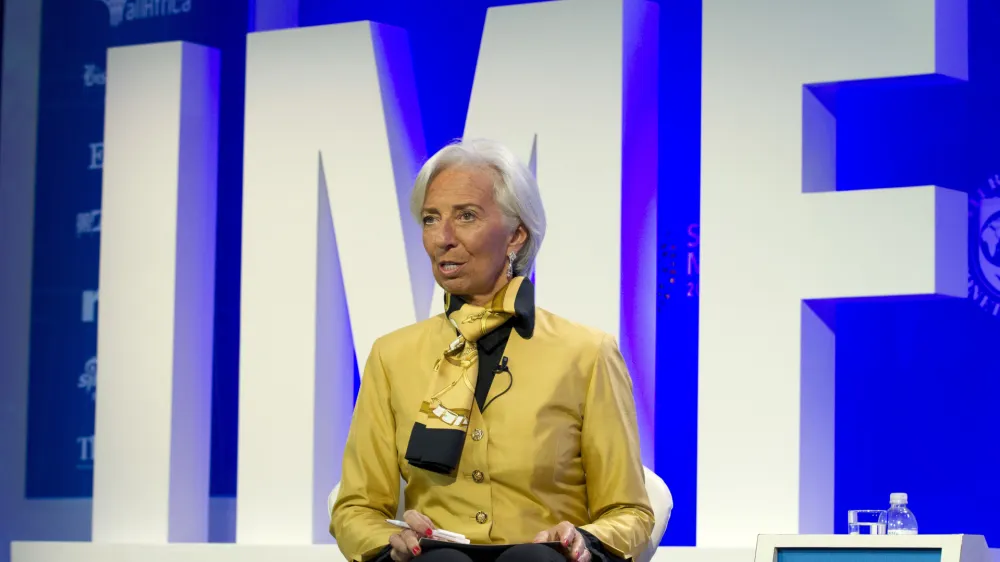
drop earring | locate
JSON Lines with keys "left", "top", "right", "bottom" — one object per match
{"left": 507, "top": 251, "right": 517, "bottom": 279}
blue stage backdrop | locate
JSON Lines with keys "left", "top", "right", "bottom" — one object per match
{"left": 25, "top": 0, "right": 249, "bottom": 498}
{"left": 22, "top": 0, "right": 1000, "bottom": 547}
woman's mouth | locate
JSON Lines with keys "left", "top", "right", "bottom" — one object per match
{"left": 439, "top": 261, "right": 465, "bottom": 276}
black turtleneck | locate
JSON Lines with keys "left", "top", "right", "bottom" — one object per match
{"left": 444, "top": 292, "right": 530, "bottom": 413}
{"left": 471, "top": 319, "right": 513, "bottom": 412}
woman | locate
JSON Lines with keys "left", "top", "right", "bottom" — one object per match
{"left": 330, "top": 139, "right": 653, "bottom": 562}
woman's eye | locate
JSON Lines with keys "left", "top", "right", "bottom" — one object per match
{"left": 459, "top": 211, "right": 476, "bottom": 221}
{"left": 422, "top": 215, "right": 437, "bottom": 225}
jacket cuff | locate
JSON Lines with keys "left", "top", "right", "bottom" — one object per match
{"left": 578, "top": 528, "right": 626, "bottom": 562}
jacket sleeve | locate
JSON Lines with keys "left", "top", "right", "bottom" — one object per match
{"left": 578, "top": 334, "right": 656, "bottom": 560}
{"left": 330, "top": 338, "right": 402, "bottom": 562}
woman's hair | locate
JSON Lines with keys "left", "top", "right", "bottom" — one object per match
{"left": 410, "top": 138, "right": 547, "bottom": 276}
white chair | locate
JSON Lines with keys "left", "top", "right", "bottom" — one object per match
{"left": 639, "top": 466, "right": 672, "bottom": 562}
{"left": 328, "top": 466, "right": 672, "bottom": 562}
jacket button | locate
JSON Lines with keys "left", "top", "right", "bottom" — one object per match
{"left": 472, "top": 470, "right": 484, "bottom": 483}
{"left": 476, "top": 511, "right": 488, "bottom": 524}
{"left": 472, "top": 429, "right": 484, "bottom": 441}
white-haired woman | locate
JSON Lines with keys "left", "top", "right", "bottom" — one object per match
{"left": 331, "top": 139, "right": 652, "bottom": 562}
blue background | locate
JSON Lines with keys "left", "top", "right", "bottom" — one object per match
{"left": 22, "top": 0, "right": 1000, "bottom": 547}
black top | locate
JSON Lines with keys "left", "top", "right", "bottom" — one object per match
{"left": 471, "top": 319, "right": 513, "bottom": 413}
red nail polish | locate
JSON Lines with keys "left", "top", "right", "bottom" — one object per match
{"left": 413, "top": 548, "right": 420, "bottom": 555}
{"left": 425, "top": 529, "right": 433, "bottom": 537}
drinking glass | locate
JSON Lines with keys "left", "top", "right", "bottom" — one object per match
{"left": 848, "top": 509, "right": 887, "bottom": 535}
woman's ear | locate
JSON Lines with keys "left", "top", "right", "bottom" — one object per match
{"left": 508, "top": 224, "right": 528, "bottom": 255}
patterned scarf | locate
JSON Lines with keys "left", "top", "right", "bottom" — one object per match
{"left": 404, "top": 277, "right": 527, "bottom": 475}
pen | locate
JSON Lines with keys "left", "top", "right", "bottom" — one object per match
{"left": 386, "top": 520, "right": 470, "bottom": 543}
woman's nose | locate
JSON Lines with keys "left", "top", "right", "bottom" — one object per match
{"left": 433, "top": 221, "right": 457, "bottom": 248}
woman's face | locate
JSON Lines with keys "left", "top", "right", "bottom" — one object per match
{"left": 420, "top": 165, "right": 527, "bottom": 305}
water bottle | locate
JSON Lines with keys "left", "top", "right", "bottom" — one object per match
{"left": 886, "top": 493, "right": 918, "bottom": 535}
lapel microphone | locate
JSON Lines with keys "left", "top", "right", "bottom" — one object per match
{"left": 484, "top": 356, "right": 512, "bottom": 412}
{"left": 494, "top": 356, "right": 510, "bottom": 374}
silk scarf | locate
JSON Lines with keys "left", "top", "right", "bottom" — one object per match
{"left": 404, "top": 276, "right": 527, "bottom": 474}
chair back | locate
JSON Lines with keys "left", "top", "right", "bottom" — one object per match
{"left": 638, "top": 466, "right": 672, "bottom": 562}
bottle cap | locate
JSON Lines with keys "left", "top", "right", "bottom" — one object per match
{"left": 890, "top": 492, "right": 908, "bottom": 504}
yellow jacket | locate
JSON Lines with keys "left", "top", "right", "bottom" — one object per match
{"left": 330, "top": 307, "right": 654, "bottom": 561}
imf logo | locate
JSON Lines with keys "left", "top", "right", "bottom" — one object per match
{"left": 970, "top": 175, "right": 1000, "bottom": 316}
{"left": 94, "top": 0, "right": 191, "bottom": 27}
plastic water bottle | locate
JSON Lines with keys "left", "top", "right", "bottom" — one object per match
{"left": 886, "top": 493, "right": 918, "bottom": 535}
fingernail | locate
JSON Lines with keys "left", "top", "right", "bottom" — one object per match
{"left": 425, "top": 529, "right": 433, "bottom": 537}
{"left": 413, "top": 548, "right": 420, "bottom": 555}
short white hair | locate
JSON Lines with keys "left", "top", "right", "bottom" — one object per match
{"left": 410, "top": 138, "right": 546, "bottom": 276}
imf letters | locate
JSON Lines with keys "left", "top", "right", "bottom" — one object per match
{"left": 92, "top": 0, "right": 657, "bottom": 546}
{"left": 83, "top": 0, "right": 971, "bottom": 551}
{"left": 699, "top": 0, "right": 967, "bottom": 547}
{"left": 236, "top": 0, "right": 657, "bottom": 543}
{"left": 91, "top": 41, "right": 219, "bottom": 543}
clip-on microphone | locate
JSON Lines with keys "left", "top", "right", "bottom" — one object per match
{"left": 494, "top": 356, "right": 510, "bottom": 374}
{"left": 484, "top": 356, "right": 512, "bottom": 412}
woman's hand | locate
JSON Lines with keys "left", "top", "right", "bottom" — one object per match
{"left": 389, "top": 510, "right": 436, "bottom": 562}
{"left": 533, "top": 522, "right": 592, "bottom": 562}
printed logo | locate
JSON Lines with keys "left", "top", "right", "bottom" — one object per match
{"left": 76, "top": 435, "right": 95, "bottom": 467}
{"left": 82, "top": 290, "right": 99, "bottom": 323}
{"left": 95, "top": 0, "right": 192, "bottom": 27}
{"left": 660, "top": 223, "right": 700, "bottom": 299}
{"left": 83, "top": 64, "right": 106, "bottom": 87}
{"left": 78, "top": 356, "right": 97, "bottom": 400}
{"left": 89, "top": 142, "right": 103, "bottom": 170}
{"left": 970, "top": 175, "right": 1000, "bottom": 316}
{"left": 77, "top": 209, "right": 101, "bottom": 236}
